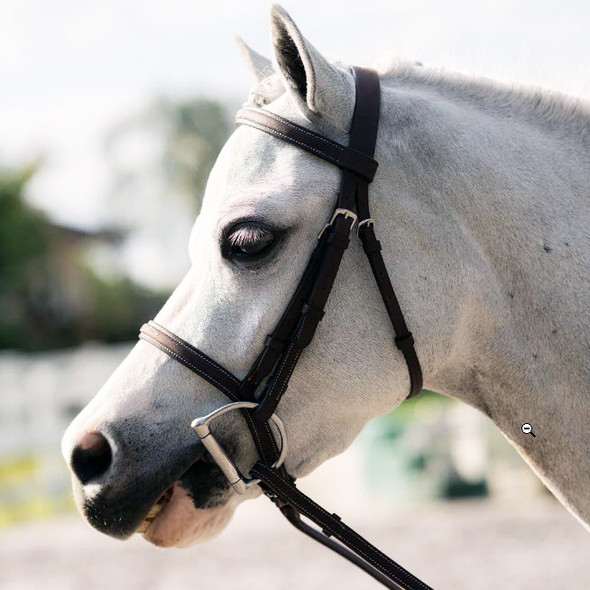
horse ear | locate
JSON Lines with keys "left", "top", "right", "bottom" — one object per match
{"left": 234, "top": 36, "right": 273, "bottom": 82}
{"left": 269, "top": 4, "right": 355, "bottom": 130}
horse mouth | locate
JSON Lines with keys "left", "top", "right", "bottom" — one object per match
{"left": 131, "top": 456, "right": 235, "bottom": 546}
{"left": 135, "top": 486, "right": 174, "bottom": 534}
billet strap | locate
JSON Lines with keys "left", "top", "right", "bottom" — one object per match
{"left": 357, "top": 221, "right": 423, "bottom": 397}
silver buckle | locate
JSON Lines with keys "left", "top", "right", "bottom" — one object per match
{"left": 356, "top": 218, "right": 375, "bottom": 238}
{"left": 191, "top": 401, "right": 288, "bottom": 495}
{"left": 317, "top": 208, "right": 358, "bottom": 240}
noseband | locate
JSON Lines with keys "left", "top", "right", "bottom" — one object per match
{"left": 139, "top": 68, "right": 432, "bottom": 590}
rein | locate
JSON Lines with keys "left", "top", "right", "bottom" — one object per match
{"left": 139, "top": 68, "right": 432, "bottom": 590}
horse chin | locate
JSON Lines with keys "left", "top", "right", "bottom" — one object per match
{"left": 142, "top": 483, "right": 240, "bottom": 547}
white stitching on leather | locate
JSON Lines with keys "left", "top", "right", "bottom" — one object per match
{"left": 140, "top": 335, "right": 238, "bottom": 400}
{"left": 272, "top": 348, "right": 300, "bottom": 406}
{"left": 142, "top": 327, "right": 280, "bottom": 463}
{"left": 240, "top": 107, "right": 345, "bottom": 152}
{"left": 254, "top": 465, "right": 429, "bottom": 590}
{"left": 243, "top": 413, "right": 270, "bottom": 463}
{"left": 236, "top": 118, "right": 343, "bottom": 168}
{"left": 148, "top": 322, "right": 239, "bottom": 384}
{"left": 265, "top": 339, "right": 298, "bottom": 404}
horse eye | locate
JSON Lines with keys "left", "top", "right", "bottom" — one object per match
{"left": 224, "top": 222, "right": 276, "bottom": 260}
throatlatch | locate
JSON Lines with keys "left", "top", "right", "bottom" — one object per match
{"left": 139, "top": 67, "right": 430, "bottom": 590}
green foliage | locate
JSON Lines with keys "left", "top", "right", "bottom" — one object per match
{"left": 384, "top": 389, "right": 452, "bottom": 422}
{"left": 161, "top": 97, "right": 232, "bottom": 211}
{"left": 0, "top": 167, "right": 49, "bottom": 349}
{"left": 0, "top": 166, "right": 48, "bottom": 283}
{"left": 0, "top": 166, "right": 167, "bottom": 351}
{"left": 82, "top": 270, "right": 167, "bottom": 343}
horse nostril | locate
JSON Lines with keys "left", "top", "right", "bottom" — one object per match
{"left": 71, "top": 432, "right": 113, "bottom": 484}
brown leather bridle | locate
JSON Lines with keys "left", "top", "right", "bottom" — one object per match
{"left": 139, "top": 68, "right": 433, "bottom": 590}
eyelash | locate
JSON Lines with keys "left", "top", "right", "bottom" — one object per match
{"left": 221, "top": 221, "right": 278, "bottom": 262}
{"left": 227, "top": 225, "right": 272, "bottom": 252}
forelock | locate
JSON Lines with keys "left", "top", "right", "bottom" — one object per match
{"left": 245, "top": 72, "right": 286, "bottom": 107}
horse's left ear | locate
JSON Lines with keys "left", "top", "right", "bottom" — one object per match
{"left": 234, "top": 36, "right": 273, "bottom": 82}
{"left": 269, "top": 4, "right": 355, "bottom": 131}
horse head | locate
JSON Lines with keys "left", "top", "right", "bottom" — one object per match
{"left": 61, "top": 6, "right": 423, "bottom": 547}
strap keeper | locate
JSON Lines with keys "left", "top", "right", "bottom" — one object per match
{"left": 296, "top": 303, "right": 326, "bottom": 348}
{"left": 264, "top": 334, "right": 285, "bottom": 353}
{"left": 362, "top": 238, "right": 382, "bottom": 253}
{"left": 301, "top": 303, "right": 325, "bottom": 324}
{"left": 395, "top": 332, "right": 415, "bottom": 351}
{"left": 326, "top": 231, "right": 350, "bottom": 251}
{"left": 322, "top": 513, "right": 342, "bottom": 538}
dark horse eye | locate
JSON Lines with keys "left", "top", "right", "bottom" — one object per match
{"left": 224, "top": 222, "right": 276, "bottom": 260}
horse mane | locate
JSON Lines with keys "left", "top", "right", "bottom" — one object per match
{"left": 247, "top": 59, "right": 590, "bottom": 145}
{"left": 379, "top": 59, "right": 590, "bottom": 144}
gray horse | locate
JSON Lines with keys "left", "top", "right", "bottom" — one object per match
{"left": 62, "top": 5, "right": 589, "bottom": 548}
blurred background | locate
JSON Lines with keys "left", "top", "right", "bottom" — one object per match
{"left": 1, "top": 1, "right": 589, "bottom": 589}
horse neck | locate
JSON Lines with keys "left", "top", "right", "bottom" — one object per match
{"left": 371, "top": 77, "right": 590, "bottom": 526}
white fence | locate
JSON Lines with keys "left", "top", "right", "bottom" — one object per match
{"left": 0, "top": 343, "right": 133, "bottom": 456}
{"left": 0, "top": 343, "right": 133, "bottom": 521}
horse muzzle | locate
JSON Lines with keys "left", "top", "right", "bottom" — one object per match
{"left": 62, "top": 416, "right": 232, "bottom": 540}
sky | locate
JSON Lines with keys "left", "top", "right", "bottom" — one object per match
{"left": 1, "top": 0, "right": 589, "bottom": 231}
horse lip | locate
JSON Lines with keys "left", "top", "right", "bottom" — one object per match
{"left": 133, "top": 456, "right": 230, "bottom": 535}
{"left": 135, "top": 486, "right": 174, "bottom": 533}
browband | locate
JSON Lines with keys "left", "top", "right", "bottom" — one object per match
{"left": 235, "top": 107, "right": 379, "bottom": 181}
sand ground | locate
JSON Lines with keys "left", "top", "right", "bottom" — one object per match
{"left": 2, "top": 493, "right": 589, "bottom": 590}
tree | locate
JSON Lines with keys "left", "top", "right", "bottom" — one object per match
{"left": 0, "top": 166, "right": 167, "bottom": 350}
{"left": 162, "top": 98, "right": 232, "bottom": 213}
{"left": 104, "top": 97, "right": 233, "bottom": 289}
{"left": 0, "top": 166, "right": 48, "bottom": 286}
{"left": 0, "top": 166, "right": 49, "bottom": 348}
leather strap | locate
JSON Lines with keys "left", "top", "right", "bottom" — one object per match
{"left": 252, "top": 462, "right": 434, "bottom": 590}
{"left": 253, "top": 212, "right": 355, "bottom": 424}
{"left": 236, "top": 107, "right": 379, "bottom": 182}
{"left": 140, "top": 321, "right": 283, "bottom": 465}
{"left": 235, "top": 67, "right": 421, "bottom": 411}
{"left": 357, "top": 222, "right": 423, "bottom": 397}
{"left": 140, "top": 322, "right": 241, "bottom": 399}
{"left": 349, "top": 70, "right": 423, "bottom": 398}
